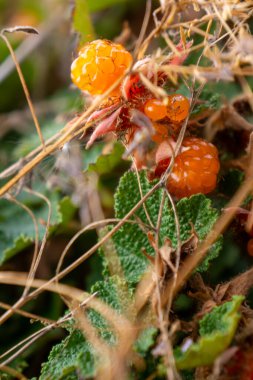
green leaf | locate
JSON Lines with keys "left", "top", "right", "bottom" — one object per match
{"left": 196, "top": 236, "right": 222, "bottom": 272}
{"left": 56, "top": 196, "right": 77, "bottom": 227}
{"left": 88, "top": 142, "right": 125, "bottom": 175}
{"left": 0, "top": 194, "right": 76, "bottom": 264}
{"left": 73, "top": 0, "right": 95, "bottom": 44}
{"left": 90, "top": 275, "right": 129, "bottom": 312}
{"left": 175, "top": 295, "right": 244, "bottom": 369}
{"left": 82, "top": 142, "right": 104, "bottom": 171}
{"left": 105, "top": 171, "right": 222, "bottom": 284}
{"left": 40, "top": 276, "right": 130, "bottom": 379}
{"left": 40, "top": 330, "right": 95, "bottom": 380}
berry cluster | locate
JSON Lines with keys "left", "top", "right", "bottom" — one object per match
{"left": 144, "top": 95, "right": 190, "bottom": 123}
{"left": 71, "top": 39, "right": 220, "bottom": 198}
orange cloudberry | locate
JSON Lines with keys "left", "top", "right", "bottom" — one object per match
{"left": 166, "top": 94, "right": 190, "bottom": 123}
{"left": 155, "top": 137, "right": 220, "bottom": 198}
{"left": 144, "top": 95, "right": 190, "bottom": 124}
{"left": 144, "top": 99, "right": 167, "bottom": 121}
{"left": 71, "top": 39, "right": 132, "bottom": 96}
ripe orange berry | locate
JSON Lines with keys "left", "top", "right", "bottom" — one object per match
{"left": 155, "top": 137, "right": 220, "bottom": 198}
{"left": 71, "top": 39, "right": 132, "bottom": 96}
{"left": 144, "top": 99, "right": 167, "bottom": 121}
{"left": 166, "top": 94, "right": 190, "bottom": 123}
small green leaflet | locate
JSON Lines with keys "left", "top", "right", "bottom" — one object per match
{"left": 175, "top": 295, "right": 244, "bottom": 369}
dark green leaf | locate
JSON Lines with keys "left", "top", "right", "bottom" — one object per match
{"left": 82, "top": 142, "right": 104, "bottom": 171}
{"left": 105, "top": 171, "right": 222, "bottom": 284}
{"left": 40, "top": 276, "right": 130, "bottom": 379}
{"left": 40, "top": 330, "right": 95, "bottom": 380}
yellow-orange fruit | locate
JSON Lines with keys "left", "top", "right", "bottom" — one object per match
{"left": 154, "top": 137, "right": 220, "bottom": 198}
{"left": 71, "top": 39, "right": 132, "bottom": 96}
{"left": 144, "top": 99, "right": 167, "bottom": 121}
{"left": 167, "top": 137, "right": 220, "bottom": 197}
{"left": 166, "top": 94, "right": 190, "bottom": 123}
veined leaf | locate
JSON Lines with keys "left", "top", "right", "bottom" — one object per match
{"left": 40, "top": 276, "right": 130, "bottom": 380}
{"left": 104, "top": 171, "right": 222, "bottom": 284}
{"left": 175, "top": 295, "right": 244, "bottom": 369}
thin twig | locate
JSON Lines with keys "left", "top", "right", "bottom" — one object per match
{"left": 0, "top": 301, "right": 55, "bottom": 324}
{"left": 0, "top": 32, "right": 45, "bottom": 149}
{"left": 0, "top": 181, "right": 161, "bottom": 326}
{"left": 0, "top": 13, "right": 63, "bottom": 83}
{"left": 133, "top": 0, "right": 152, "bottom": 60}
{"left": 0, "top": 293, "right": 97, "bottom": 362}
{"left": 164, "top": 187, "right": 181, "bottom": 316}
{"left": 132, "top": 159, "right": 155, "bottom": 228}
{"left": 56, "top": 217, "right": 154, "bottom": 279}
{"left": 4, "top": 193, "right": 39, "bottom": 270}
{"left": 0, "top": 272, "right": 132, "bottom": 339}
{"left": 0, "top": 68, "right": 131, "bottom": 197}
{"left": 154, "top": 190, "right": 179, "bottom": 380}
{"left": 0, "top": 364, "right": 28, "bottom": 380}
